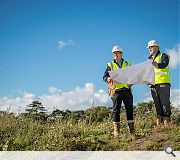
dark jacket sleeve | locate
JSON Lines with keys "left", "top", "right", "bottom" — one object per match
{"left": 103, "top": 65, "right": 111, "bottom": 83}
{"left": 157, "top": 53, "right": 169, "bottom": 69}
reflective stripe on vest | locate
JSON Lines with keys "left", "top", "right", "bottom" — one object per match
{"left": 108, "top": 60, "right": 131, "bottom": 90}
{"left": 155, "top": 72, "right": 170, "bottom": 75}
{"left": 154, "top": 53, "right": 170, "bottom": 84}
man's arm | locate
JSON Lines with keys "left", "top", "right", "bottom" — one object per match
{"left": 103, "top": 65, "right": 111, "bottom": 82}
{"left": 158, "top": 53, "right": 169, "bottom": 68}
{"left": 103, "top": 65, "right": 115, "bottom": 96}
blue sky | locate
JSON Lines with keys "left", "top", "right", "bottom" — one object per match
{"left": 0, "top": 0, "right": 179, "bottom": 112}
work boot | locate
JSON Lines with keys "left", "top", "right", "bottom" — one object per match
{"left": 156, "top": 116, "right": 164, "bottom": 126}
{"left": 163, "top": 117, "right": 171, "bottom": 127}
{"left": 128, "top": 121, "right": 135, "bottom": 133}
{"left": 113, "top": 122, "right": 120, "bottom": 137}
{"left": 156, "top": 117, "right": 161, "bottom": 126}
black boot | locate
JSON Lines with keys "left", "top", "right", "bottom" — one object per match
{"left": 128, "top": 121, "right": 135, "bottom": 133}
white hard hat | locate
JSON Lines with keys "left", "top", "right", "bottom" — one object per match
{"left": 147, "top": 40, "right": 160, "bottom": 48}
{"left": 112, "top": 45, "right": 123, "bottom": 53}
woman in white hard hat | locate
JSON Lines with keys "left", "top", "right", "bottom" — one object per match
{"left": 103, "top": 45, "right": 134, "bottom": 137}
{"left": 147, "top": 40, "right": 171, "bottom": 127}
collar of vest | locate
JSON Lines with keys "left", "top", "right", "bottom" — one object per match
{"left": 153, "top": 51, "right": 161, "bottom": 60}
{"left": 112, "top": 59, "right": 124, "bottom": 68}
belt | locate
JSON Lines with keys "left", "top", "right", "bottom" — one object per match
{"left": 115, "top": 88, "right": 130, "bottom": 92}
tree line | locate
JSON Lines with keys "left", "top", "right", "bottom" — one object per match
{"left": 3, "top": 100, "right": 178, "bottom": 125}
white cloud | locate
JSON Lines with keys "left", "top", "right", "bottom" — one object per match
{"left": 57, "top": 39, "right": 75, "bottom": 49}
{"left": 143, "top": 89, "right": 180, "bottom": 107}
{"left": 0, "top": 83, "right": 110, "bottom": 113}
{"left": 165, "top": 44, "right": 180, "bottom": 69}
{"left": 170, "top": 89, "right": 180, "bottom": 107}
{"left": 48, "top": 87, "right": 62, "bottom": 95}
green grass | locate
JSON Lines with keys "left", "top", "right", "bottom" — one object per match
{"left": 0, "top": 101, "right": 179, "bottom": 151}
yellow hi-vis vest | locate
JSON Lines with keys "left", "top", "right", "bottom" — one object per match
{"left": 154, "top": 53, "right": 170, "bottom": 84}
{"left": 108, "top": 60, "right": 131, "bottom": 90}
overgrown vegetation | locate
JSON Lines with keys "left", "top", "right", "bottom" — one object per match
{"left": 0, "top": 101, "right": 179, "bottom": 151}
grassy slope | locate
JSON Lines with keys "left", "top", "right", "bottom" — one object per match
{"left": 0, "top": 104, "right": 179, "bottom": 151}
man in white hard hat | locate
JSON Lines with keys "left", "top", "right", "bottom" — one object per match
{"left": 147, "top": 40, "right": 171, "bottom": 127}
{"left": 103, "top": 45, "right": 134, "bottom": 137}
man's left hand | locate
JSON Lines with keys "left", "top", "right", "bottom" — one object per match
{"left": 152, "top": 61, "right": 158, "bottom": 68}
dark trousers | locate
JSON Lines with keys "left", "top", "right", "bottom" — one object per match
{"left": 151, "top": 84, "right": 171, "bottom": 117}
{"left": 111, "top": 89, "right": 133, "bottom": 122}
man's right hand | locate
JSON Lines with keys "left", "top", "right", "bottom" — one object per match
{"left": 107, "top": 77, "right": 115, "bottom": 96}
{"left": 107, "top": 77, "right": 112, "bottom": 83}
